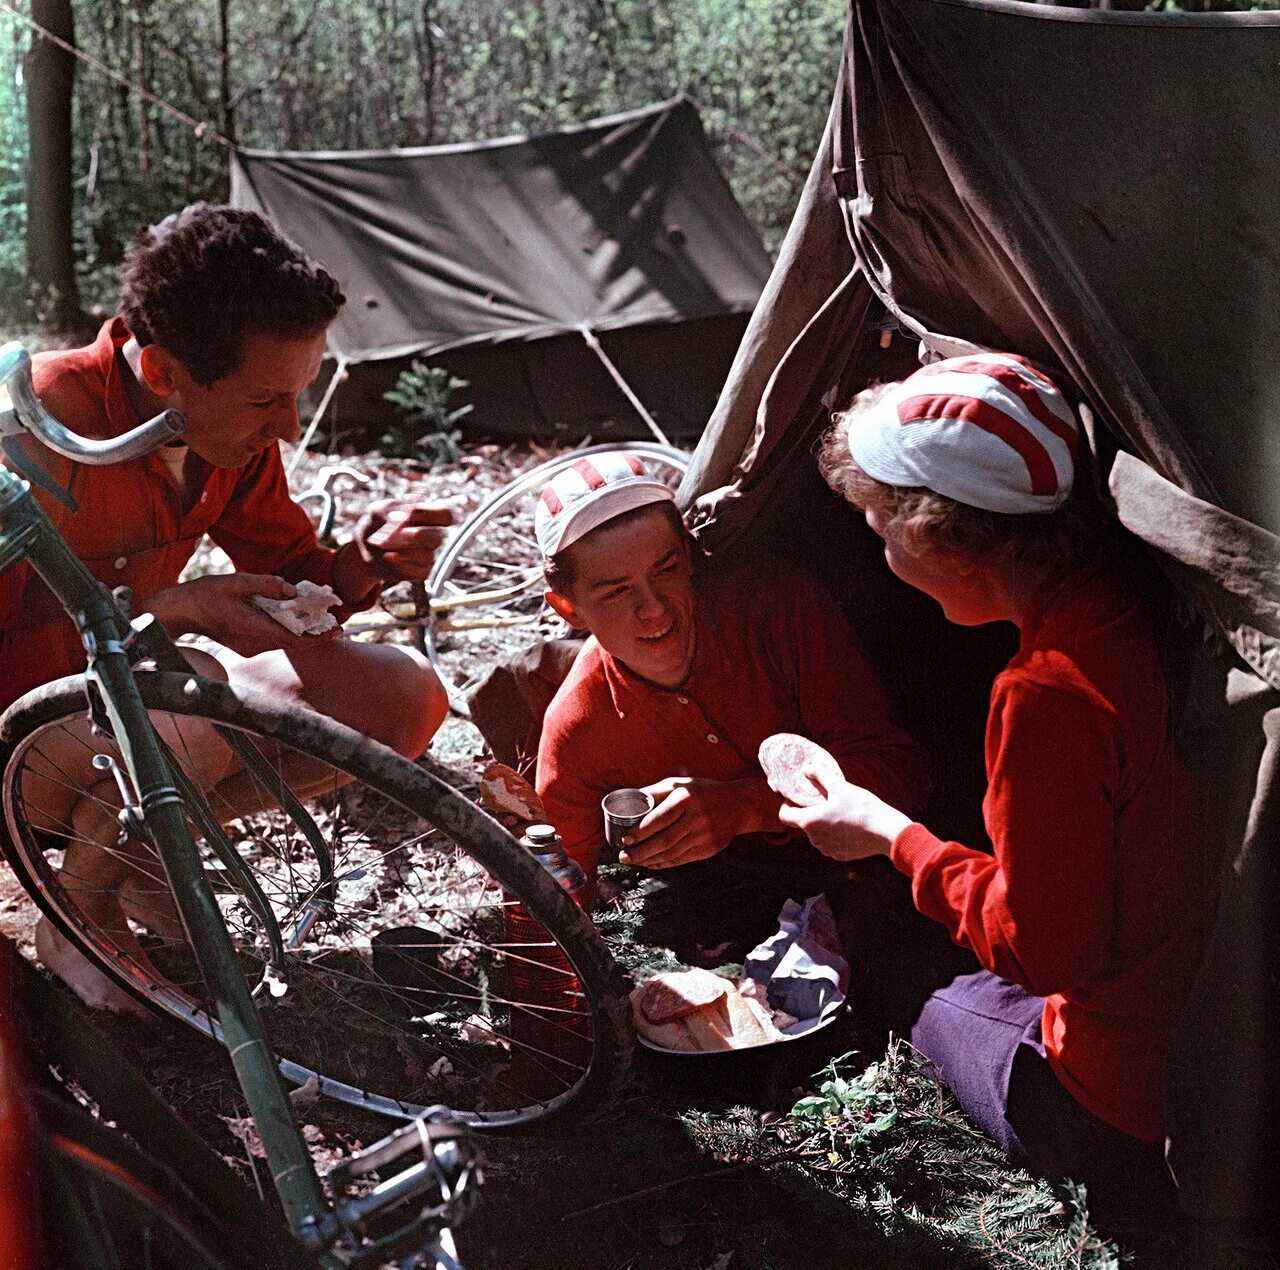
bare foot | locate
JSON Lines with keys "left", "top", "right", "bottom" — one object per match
{"left": 34, "top": 917, "right": 151, "bottom": 1018}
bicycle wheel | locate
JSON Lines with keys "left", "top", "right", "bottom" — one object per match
{"left": 0, "top": 671, "right": 632, "bottom": 1129}
{"left": 35, "top": 1089, "right": 307, "bottom": 1270}
{"left": 421, "top": 442, "right": 689, "bottom": 705}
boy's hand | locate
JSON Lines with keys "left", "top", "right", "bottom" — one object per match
{"left": 146, "top": 573, "right": 339, "bottom": 658}
{"left": 618, "top": 776, "right": 782, "bottom": 870}
{"left": 777, "top": 779, "right": 911, "bottom": 862}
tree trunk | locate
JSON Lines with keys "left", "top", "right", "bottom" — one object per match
{"left": 217, "top": 0, "right": 236, "bottom": 147}
{"left": 25, "top": 0, "right": 83, "bottom": 332}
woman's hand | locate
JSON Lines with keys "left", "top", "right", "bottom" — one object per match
{"left": 777, "top": 778, "right": 912, "bottom": 862}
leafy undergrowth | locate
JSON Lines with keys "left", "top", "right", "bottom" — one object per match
{"left": 683, "top": 1043, "right": 1128, "bottom": 1270}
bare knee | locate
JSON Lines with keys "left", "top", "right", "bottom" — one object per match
{"left": 235, "top": 641, "right": 446, "bottom": 760}
{"left": 338, "top": 645, "right": 445, "bottom": 759}
{"left": 378, "top": 648, "right": 448, "bottom": 759}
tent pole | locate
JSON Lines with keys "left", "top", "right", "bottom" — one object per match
{"left": 286, "top": 354, "right": 349, "bottom": 478}
{"left": 578, "top": 324, "right": 671, "bottom": 447}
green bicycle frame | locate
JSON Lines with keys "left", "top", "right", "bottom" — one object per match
{"left": 0, "top": 466, "right": 338, "bottom": 1251}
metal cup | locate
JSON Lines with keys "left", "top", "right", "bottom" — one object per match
{"left": 602, "top": 788, "right": 655, "bottom": 850}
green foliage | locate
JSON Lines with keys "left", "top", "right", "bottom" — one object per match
{"left": 684, "top": 1041, "right": 1131, "bottom": 1269}
{"left": 591, "top": 868, "right": 690, "bottom": 981}
{"left": 0, "top": 0, "right": 850, "bottom": 328}
{"left": 381, "top": 360, "right": 473, "bottom": 467}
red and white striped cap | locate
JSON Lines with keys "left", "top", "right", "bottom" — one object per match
{"left": 845, "top": 354, "right": 1081, "bottom": 514}
{"left": 535, "top": 451, "right": 677, "bottom": 558}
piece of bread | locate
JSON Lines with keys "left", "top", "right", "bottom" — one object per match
{"left": 479, "top": 763, "right": 546, "bottom": 823}
{"left": 680, "top": 996, "right": 735, "bottom": 1051}
{"left": 632, "top": 972, "right": 787, "bottom": 1052}
{"left": 629, "top": 984, "right": 698, "bottom": 1051}
{"left": 639, "top": 969, "right": 731, "bottom": 1024}
{"left": 758, "top": 732, "right": 844, "bottom": 807}
{"left": 724, "top": 990, "right": 783, "bottom": 1048}
{"left": 252, "top": 581, "right": 341, "bottom": 636}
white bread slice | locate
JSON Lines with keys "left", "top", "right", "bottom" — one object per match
{"left": 726, "top": 992, "right": 784, "bottom": 1048}
{"left": 252, "top": 581, "right": 341, "bottom": 636}
{"left": 680, "top": 996, "right": 735, "bottom": 1051}
{"left": 630, "top": 984, "right": 697, "bottom": 1050}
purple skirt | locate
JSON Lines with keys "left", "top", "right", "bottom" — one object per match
{"left": 887, "top": 962, "right": 1176, "bottom": 1231}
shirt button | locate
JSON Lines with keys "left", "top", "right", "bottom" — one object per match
{"left": 676, "top": 695, "right": 689, "bottom": 705}
{"left": 706, "top": 733, "right": 719, "bottom": 744}
{"left": 200, "top": 492, "right": 208, "bottom": 503}
{"left": 114, "top": 556, "right": 127, "bottom": 570}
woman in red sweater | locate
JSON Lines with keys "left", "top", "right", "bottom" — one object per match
{"left": 784, "top": 353, "right": 1208, "bottom": 1230}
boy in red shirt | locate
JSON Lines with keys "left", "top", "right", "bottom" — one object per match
{"left": 786, "top": 353, "right": 1208, "bottom": 1226}
{"left": 2, "top": 204, "right": 452, "bottom": 1010}
{"left": 533, "top": 452, "right": 927, "bottom": 936}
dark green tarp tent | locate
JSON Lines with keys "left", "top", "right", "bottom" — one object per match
{"left": 230, "top": 99, "right": 773, "bottom": 443}
{"left": 682, "top": 0, "right": 1280, "bottom": 1256}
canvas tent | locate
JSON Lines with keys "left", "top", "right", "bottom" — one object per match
{"left": 229, "top": 98, "right": 773, "bottom": 444}
{"left": 681, "top": 0, "right": 1280, "bottom": 1256}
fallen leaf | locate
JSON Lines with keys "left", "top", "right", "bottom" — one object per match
{"left": 695, "top": 940, "right": 732, "bottom": 963}
{"left": 219, "top": 1115, "right": 265, "bottom": 1158}
{"left": 706, "top": 1255, "right": 734, "bottom": 1270}
{"left": 288, "top": 1074, "right": 321, "bottom": 1112}
{"left": 460, "top": 1015, "right": 510, "bottom": 1049}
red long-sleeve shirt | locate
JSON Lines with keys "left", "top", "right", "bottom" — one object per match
{"left": 537, "top": 567, "right": 928, "bottom": 879}
{"left": 1, "top": 319, "right": 348, "bottom": 712}
{"left": 890, "top": 547, "right": 1209, "bottom": 1141}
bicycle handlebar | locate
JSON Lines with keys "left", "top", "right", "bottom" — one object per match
{"left": 0, "top": 342, "right": 184, "bottom": 464}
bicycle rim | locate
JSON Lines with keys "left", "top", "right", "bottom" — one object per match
{"left": 0, "top": 672, "right": 631, "bottom": 1129}
{"left": 423, "top": 442, "right": 689, "bottom": 701}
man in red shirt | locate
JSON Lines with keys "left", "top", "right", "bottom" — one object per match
{"left": 1, "top": 204, "right": 451, "bottom": 1010}
{"left": 788, "top": 353, "right": 1210, "bottom": 1230}
{"left": 532, "top": 452, "right": 927, "bottom": 914}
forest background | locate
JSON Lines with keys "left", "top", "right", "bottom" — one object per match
{"left": 0, "top": 0, "right": 844, "bottom": 333}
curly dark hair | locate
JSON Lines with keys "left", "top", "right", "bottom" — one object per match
{"left": 119, "top": 203, "right": 345, "bottom": 386}
{"left": 819, "top": 383, "right": 1107, "bottom": 570}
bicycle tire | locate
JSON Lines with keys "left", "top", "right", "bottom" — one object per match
{"left": 0, "top": 671, "right": 632, "bottom": 1130}
{"left": 421, "top": 442, "right": 689, "bottom": 704}
{"left": 34, "top": 1088, "right": 308, "bottom": 1270}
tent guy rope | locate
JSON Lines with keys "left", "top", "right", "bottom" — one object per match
{"left": 0, "top": 1, "right": 235, "bottom": 149}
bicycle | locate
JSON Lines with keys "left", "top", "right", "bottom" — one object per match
{"left": 0, "top": 342, "right": 631, "bottom": 1265}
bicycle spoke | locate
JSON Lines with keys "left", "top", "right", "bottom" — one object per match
{"left": 4, "top": 679, "right": 616, "bottom": 1124}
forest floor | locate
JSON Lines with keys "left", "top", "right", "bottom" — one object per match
{"left": 0, "top": 435, "right": 1161, "bottom": 1270}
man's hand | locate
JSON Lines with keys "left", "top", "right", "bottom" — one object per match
{"left": 333, "top": 499, "right": 455, "bottom": 602}
{"left": 777, "top": 778, "right": 912, "bottom": 862}
{"left": 145, "top": 573, "right": 339, "bottom": 658}
{"left": 618, "top": 776, "right": 782, "bottom": 870}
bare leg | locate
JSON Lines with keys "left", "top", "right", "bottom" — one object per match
{"left": 27, "top": 638, "right": 446, "bottom": 1011}
{"left": 26, "top": 649, "right": 236, "bottom": 1012}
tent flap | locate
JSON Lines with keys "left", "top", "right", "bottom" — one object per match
{"left": 689, "top": 0, "right": 1280, "bottom": 1241}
